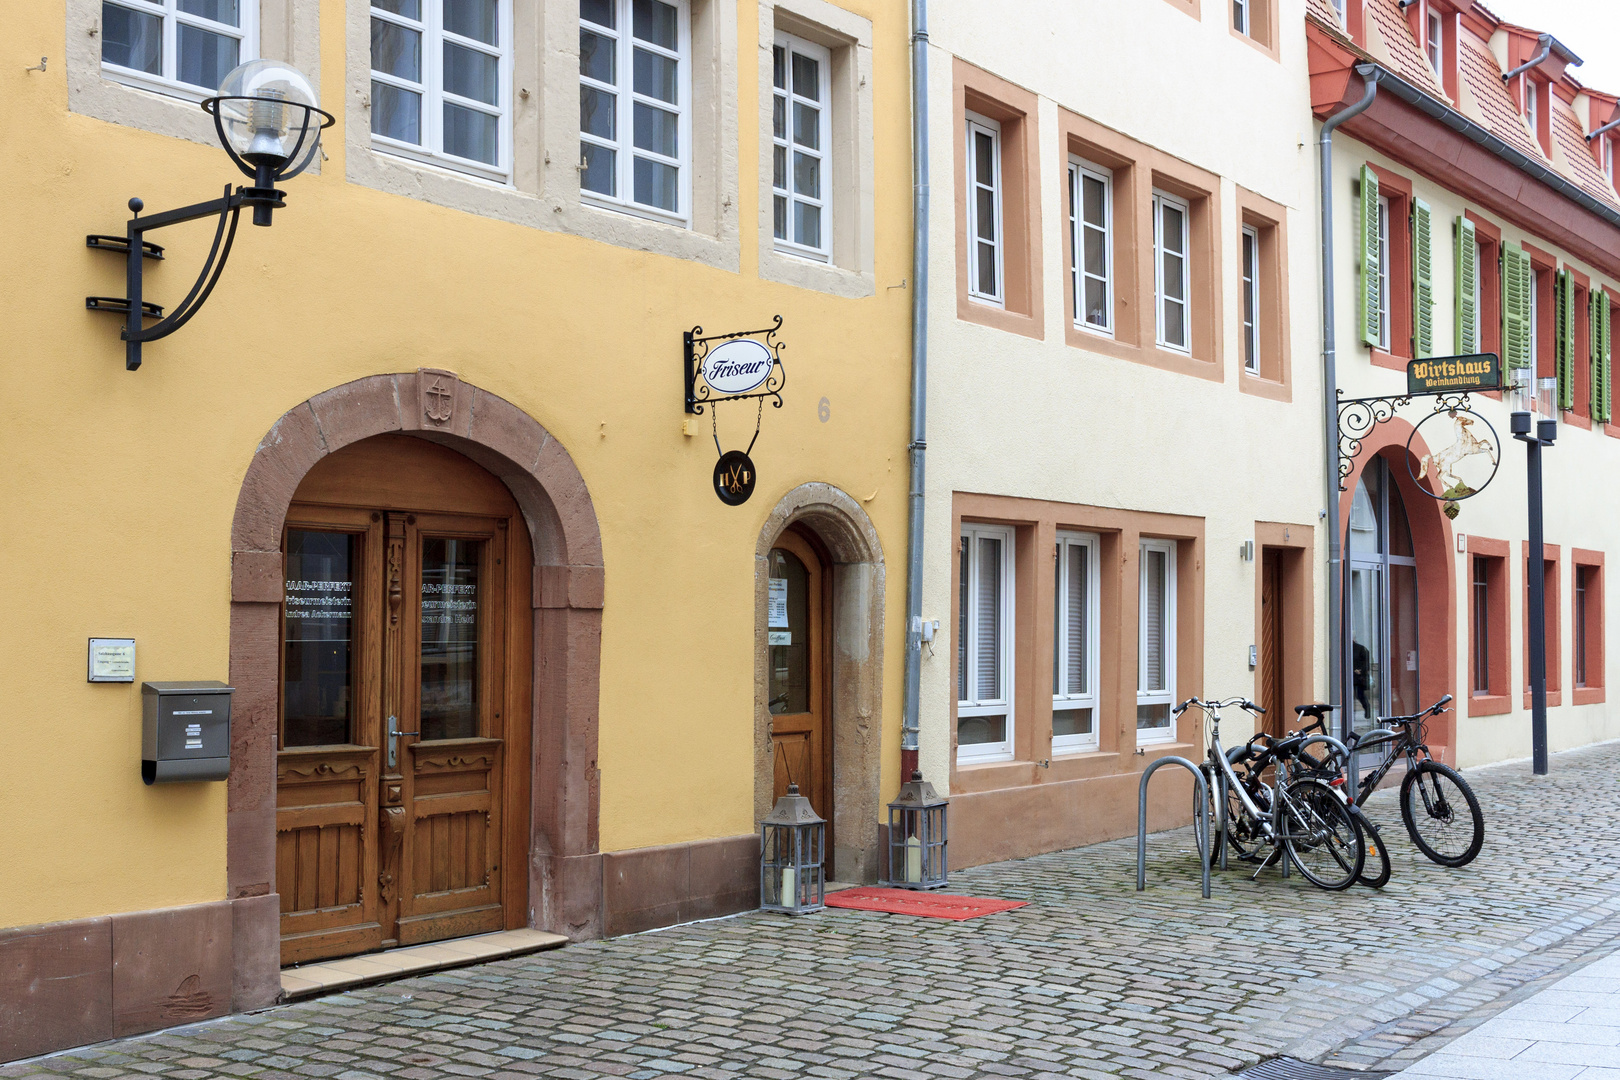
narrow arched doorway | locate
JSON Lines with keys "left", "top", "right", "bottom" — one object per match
{"left": 275, "top": 435, "right": 533, "bottom": 964}
{"left": 1346, "top": 455, "right": 1421, "bottom": 739}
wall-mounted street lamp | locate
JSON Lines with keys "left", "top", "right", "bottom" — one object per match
{"left": 85, "top": 60, "right": 333, "bottom": 370}
{"left": 1510, "top": 370, "right": 1558, "bottom": 775}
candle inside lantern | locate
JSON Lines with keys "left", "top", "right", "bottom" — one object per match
{"left": 905, "top": 835, "right": 923, "bottom": 883}
{"left": 782, "top": 865, "right": 798, "bottom": 907}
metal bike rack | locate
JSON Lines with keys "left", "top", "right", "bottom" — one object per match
{"left": 1136, "top": 756, "right": 1211, "bottom": 899}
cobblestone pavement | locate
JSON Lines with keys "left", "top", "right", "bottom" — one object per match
{"left": 9, "top": 741, "right": 1620, "bottom": 1080}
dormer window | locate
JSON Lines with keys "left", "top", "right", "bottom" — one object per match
{"left": 1526, "top": 79, "right": 1539, "bottom": 141}
{"left": 1606, "top": 137, "right": 1615, "bottom": 185}
{"left": 1426, "top": 9, "right": 1442, "bottom": 76}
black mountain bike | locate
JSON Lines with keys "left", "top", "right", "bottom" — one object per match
{"left": 1294, "top": 694, "right": 1484, "bottom": 868}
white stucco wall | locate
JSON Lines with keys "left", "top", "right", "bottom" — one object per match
{"left": 919, "top": 0, "right": 1326, "bottom": 788}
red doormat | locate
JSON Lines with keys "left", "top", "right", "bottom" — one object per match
{"left": 823, "top": 887, "right": 1028, "bottom": 920}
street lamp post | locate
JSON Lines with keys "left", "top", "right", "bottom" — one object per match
{"left": 1510, "top": 371, "right": 1558, "bottom": 775}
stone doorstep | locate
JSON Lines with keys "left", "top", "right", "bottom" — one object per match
{"left": 279, "top": 929, "right": 568, "bottom": 1001}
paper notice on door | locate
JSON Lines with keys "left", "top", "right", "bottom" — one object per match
{"left": 769, "top": 578, "right": 789, "bottom": 627}
{"left": 768, "top": 631, "right": 791, "bottom": 646}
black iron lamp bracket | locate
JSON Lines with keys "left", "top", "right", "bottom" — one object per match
{"left": 683, "top": 315, "right": 787, "bottom": 415}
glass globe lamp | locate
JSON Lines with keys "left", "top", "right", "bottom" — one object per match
{"left": 204, "top": 60, "right": 334, "bottom": 186}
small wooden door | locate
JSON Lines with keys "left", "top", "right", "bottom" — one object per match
{"left": 1258, "top": 549, "right": 1285, "bottom": 737}
{"left": 276, "top": 437, "right": 531, "bottom": 965}
{"left": 767, "top": 530, "right": 832, "bottom": 846}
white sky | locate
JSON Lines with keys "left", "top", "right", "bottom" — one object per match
{"left": 1480, "top": 0, "right": 1620, "bottom": 93}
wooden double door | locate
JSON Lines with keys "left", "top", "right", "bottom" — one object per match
{"left": 276, "top": 437, "right": 531, "bottom": 965}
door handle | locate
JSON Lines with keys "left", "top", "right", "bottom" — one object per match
{"left": 386, "top": 715, "right": 420, "bottom": 769}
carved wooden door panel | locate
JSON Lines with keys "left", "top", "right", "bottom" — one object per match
{"left": 277, "top": 507, "right": 386, "bottom": 965}
{"left": 766, "top": 530, "right": 832, "bottom": 849}
{"left": 393, "top": 512, "right": 508, "bottom": 945}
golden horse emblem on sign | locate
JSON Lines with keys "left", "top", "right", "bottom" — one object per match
{"left": 1418, "top": 412, "right": 1498, "bottom": 504}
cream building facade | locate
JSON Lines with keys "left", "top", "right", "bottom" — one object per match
{"left": 915, "top": 0, "right": 1328, "bottom": 864}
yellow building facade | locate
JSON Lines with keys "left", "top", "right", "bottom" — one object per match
{"left": 0, "top": 0, "right": 912, "bottom": 1058}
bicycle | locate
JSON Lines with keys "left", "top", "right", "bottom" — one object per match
{"left": 1293, "top": 693, "right": 1484, "bottom": 868}
{"left": 1223, "top": 719, "right": 1391, "bottom": 890}
{"left": 1182, "top": 697, "right": 1365, "bottom": 891}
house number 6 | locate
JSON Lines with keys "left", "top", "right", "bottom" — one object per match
{"left": 818, "top": 397, "right": 831, "bottom": 423}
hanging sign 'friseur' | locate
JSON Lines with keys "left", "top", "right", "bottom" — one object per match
{"left": 701, "top": 338, "right": 775, "bottom": 396}
{"left": 1406, "top": 353, "right": 1501, "bottom": 396}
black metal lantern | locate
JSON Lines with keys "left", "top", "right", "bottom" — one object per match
{"left": 885, "top": 771, "right": 948, "bottom": 889}
{"left": 759, "top": 784, "right": 825, "bottom": 914}
{"left": 86, "top": 59, "right": 334, "bottom": 370}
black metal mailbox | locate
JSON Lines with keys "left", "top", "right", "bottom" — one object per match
{"left": 141, "top": 681, "right": 233, "bottom": 784}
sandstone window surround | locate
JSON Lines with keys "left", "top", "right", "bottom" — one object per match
{"left": 67, "top": 0, "right": 319, "bottom": 154}
{"left": 1523, "top": 541, "right": 1562, "bottom": 710}
{"left": 949, "top": 493, "right": 1205, "bottom": 796}
{"left": 1572, "top": 550, "right": 1605, "bottom": 705}
{"left": 953, "top": 58, "right": 1044, "bottom": 340}
{"left": 1056, "top": 107, "right": 1223, "bottom": 381}
{"left": 1466, "top": 535, "right": 1511, "bottom": 717}
{"left": 342, "top": 0, "right": 740, "bottom": 273}
{"left": 1230, "top": 0, "right": 1278, "bottom": 60}
{"left": 1236, "top": 187, "right": 1292, "bottom": 401}
{"left": 755, "top": 0, "right": 876, "bottom": 299}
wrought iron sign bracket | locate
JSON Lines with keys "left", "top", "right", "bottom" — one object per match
{"left": 684, "top": 317, "right": 787, "bottom": 506}
{"left": 1337, "top": 388, "right": 1481, "bottom": 490}
{"left": 684, "top": 315, "right": 787, "bottom": 414}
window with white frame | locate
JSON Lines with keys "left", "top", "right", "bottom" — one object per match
{"left": 579, "top": 0, "right": 690, "bottom": 220}
{"left": 1232, "top": 0, "right": 1249, "bottom": 36}
{"left": 1605, "top": 137, "right": 1614, "bottom": 185}
{"left": 1137, "top": 539, "right": 1177, "bottom": 743}
{"left": 1153, "top": 189, "right": 1191, "bottom": 351}
{"left": 370, "top": 0, "right": 510, "bottom": 176}
{"left": 772, "top": 33, "right": 831, "bottom": 261}
{"left": 1069, "top": 158, "right": 1113, "bottom": 334}
{"left": 1525, "top": 78, "right": 1538, "bottom": 139}
{"left": 1241, "top": 224, "right": 1260, "bottom": 374}
{"left": 958, "top": 524, "right": 1014, "bottom": 763}
{"left": 1426, "top": 9, "right": 1442, "bottom": 76}
{"left": 1053, "top": 532, "right": 1100, "bottom": 754}
{"left": 966, "top": 113, "right": 1004, "bottom": 306}
{"left": 1376, "top": 194, "right": 1391, "bottom": 351}
{"left": 101, "top": 0, "right": 257, "bottom": 97}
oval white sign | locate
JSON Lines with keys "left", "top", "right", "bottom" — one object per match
{"left": 702, "top": 339, "right": 775, "bottom": 396}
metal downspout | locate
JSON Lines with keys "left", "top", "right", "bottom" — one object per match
{"left": 1319, "top": 71, "right": 1378, "bottom": 745}
{"left": 900, "top": 0, "right": 929, "bottom": 779}
{"left": 1502, "top": 34, "right": 1552, "bottom": 84}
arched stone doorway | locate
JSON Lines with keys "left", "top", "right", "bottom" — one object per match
{"left": 226, "top": 371, "right": 603, "bottom": 1010}
{"left": 1339, "top": 417, "right": 1457, "bottom": 758}
{"left": 753, "top": 484, "right": 887, "bottom": 884}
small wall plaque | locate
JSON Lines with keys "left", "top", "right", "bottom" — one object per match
{"left": 88, "top": 638, "right": 136, "bottom": 683}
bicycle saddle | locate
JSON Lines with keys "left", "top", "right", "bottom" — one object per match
{"left": 1294, "top": 703, "right": 1332, "bottom": 719}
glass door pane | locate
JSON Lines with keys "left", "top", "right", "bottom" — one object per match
{"left": 1389, "top": 563, "right": 1420, "bottom": 716}
{"left": 283, "top": 530, "right": 357, "bottom": 747}
{"left": 767, "top": 548, "right": 810, "bottom": 715}
{"left": 1349, "top": 563, "right": 1384, "bottom": 737}
{"left": 420, "top": 537, "right": 482, "bottom": 741}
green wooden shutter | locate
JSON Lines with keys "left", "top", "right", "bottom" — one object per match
{"left": 1555, "top": 270, "right": 1575, "bottom": 410}
{"left": 1502, "top": 243, "right": 1531, "bottom": 369}
{"left": 1359, "top": 166, "right": 1381, "bottom": 349}
{"left": 1413, "top": 199, "right": 1434, "bottom": 358}
{"left": 1595, "top": 294, "right": 1612, "bottom": 425}
{"left": 1455, "top": 216, "right": 1477, "bottom": 353}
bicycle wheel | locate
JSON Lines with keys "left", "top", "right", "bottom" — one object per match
{"left": 1281, "top": 779, "right": 1364, "bottom": 890}
{"left": 1352, "top": 808, "right": 1391, "bottom": 889}
{"left": 1400, "top": 761, "right": 1484, "bottom": 867}
{"left": 1222, "top": 778, "right": 1269, "bottom": 864}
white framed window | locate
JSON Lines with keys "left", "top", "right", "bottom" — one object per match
{"left": 1525, "top": 78, "right": 1538, "bottom": 140}
{"left": 1053, "top": 532, "right": 1101, "bottom": 755}
{"left": 1605, "top": 137, "right": 1614, "bottom": 185}
{"left": 100, "top": 0, "right": 257, "bottom": 99}
{"left": 1069, "top": 157, "right": 1113, "bottom": 335}
{"left": 1331, "top": 0, "right": 1344, "bottom": 24}
{"left": 1241, "top": 224, "right": 1260, "bottom": 374}
{"left": 1376, "top": 194, "right": 1391, "bottom": 351}
{"left": 772, "top": 33, "right": 832, "bottom": 262}
{"left": 1137, "top": 539, "right": 1178, "bottom": 744}
{"left": 1426, "top": 8, "right": 1443, "bottom": 76}
{"left": 958, "top": 524, "right": 1015, "bottom": 764}
{"left": 370, "top": 0, "right": 511, "bottom": 179}
{"left": 966, "top": 113, "right": 1004, "bottom": 306}
{"left": 1153, "top": 189, "right": 1191, "bottom": 352}
{"left": 579, "top": 0, "right": 691, "bottom": 222}
{"left": 1232, "top": 0, "right": 1249, "bottom": 36}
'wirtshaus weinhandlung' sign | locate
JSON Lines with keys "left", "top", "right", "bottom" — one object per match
{"left": 1407, "top": 353, "right": 1501, "bottom": 396}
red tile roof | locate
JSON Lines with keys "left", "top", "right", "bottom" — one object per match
{"left": 1459, "top": 40, "right": 1545, "bottom": 161}
{"left": 1553, "top": 104, "right": 1620, "bottom": 209}
{"left": 1306, "top": 0, "right": 1340, "bottom": 28}
{"left": 1366, "top": 0, "right": 1445, "bottom": 98}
